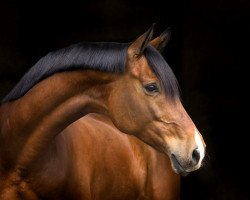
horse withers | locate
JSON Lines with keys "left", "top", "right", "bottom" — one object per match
{"left": 0, "top": 24, "right": 206, "bottom": 199}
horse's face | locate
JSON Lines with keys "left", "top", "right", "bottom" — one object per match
{"left": 108, "top": 25, "right": 206, "bottom": 175}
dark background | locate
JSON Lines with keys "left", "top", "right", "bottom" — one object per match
{"left": 0, "top": 0, "right": 249, "bottom": 199}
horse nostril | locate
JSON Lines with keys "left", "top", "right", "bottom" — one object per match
{"left": 192, "top": 149, "right": 200, "bottom": 165}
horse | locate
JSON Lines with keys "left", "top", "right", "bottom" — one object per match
{"left": 0, "top": 24, "right": 206, "bottom": 200}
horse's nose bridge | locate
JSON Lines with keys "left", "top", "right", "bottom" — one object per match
{"left": 175, "top": 112, "right": 202, "bottom": 154}
{"left": 176, "top": 111, "right": 196, "bottom": 137}
{"left": 165, "top": 102, "right": 205, "bottom": 151}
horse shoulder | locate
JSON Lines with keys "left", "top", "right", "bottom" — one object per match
{"left": 62, "top": 114, "right": 149, "bottom": 199}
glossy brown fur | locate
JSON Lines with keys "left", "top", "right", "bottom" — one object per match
{"left": 0, "top": 71, "right": 180, "bottom": 200}
{"left": 0, "top": 26, "right": 205, "bottom": 199}
{"left": 56, "top": 114, "right": 179, "bottom": 199}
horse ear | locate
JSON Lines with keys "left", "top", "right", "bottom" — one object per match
{"left": 128, "top": 24, "right": 155, "bottom": 57}
{"left": 150, "top": 27, "right": 171, "bottom": 53}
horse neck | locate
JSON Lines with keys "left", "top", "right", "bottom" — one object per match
{"left": 0, "top": 70, "right": 117, "bottom": 169}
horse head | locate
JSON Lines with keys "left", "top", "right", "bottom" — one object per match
{"left": 108, "top": 25, "right": 206, "bottom": 175}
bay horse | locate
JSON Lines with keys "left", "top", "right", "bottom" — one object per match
{"left": 0, "top": 25, "right": 206, "bottom": 200}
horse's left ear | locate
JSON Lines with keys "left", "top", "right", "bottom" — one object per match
{"left": 128, "top": 24, "right": 155, "bottom": 57}
{"left": 150, "top": 27, "right": 171, "bottom": 52}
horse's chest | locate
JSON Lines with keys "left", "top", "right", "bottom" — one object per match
{"left": 67, "top": 154, "right": 148, "bottom": 199}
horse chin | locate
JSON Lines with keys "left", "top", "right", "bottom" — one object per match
{"left": 170, "top": 154, "right": 190, "bottom": 176}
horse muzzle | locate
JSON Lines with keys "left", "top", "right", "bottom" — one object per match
{"left": 170, "top": 148, "right": 203, "bottom": 176}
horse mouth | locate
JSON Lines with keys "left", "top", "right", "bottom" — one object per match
{"left": 171, "top": 154, "right": 189, "bottom": 176}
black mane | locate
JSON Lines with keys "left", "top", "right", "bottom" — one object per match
{"left": 2, "top": 42, "right": 179, "bottom": 103}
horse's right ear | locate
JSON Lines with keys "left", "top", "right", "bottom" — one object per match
{"left": 128, "top": 24, "right": 155, "bottom": 57}
{"left": 150, "top": 27, "right": 171, "bottom": 53}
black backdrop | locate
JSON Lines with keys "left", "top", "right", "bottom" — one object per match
{"left": 0, "top": 0, "right": 249, "bottom": 199}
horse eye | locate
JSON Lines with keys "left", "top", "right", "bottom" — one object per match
{"left": 144, "top": 83, "right": 159, "bottom": 94}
